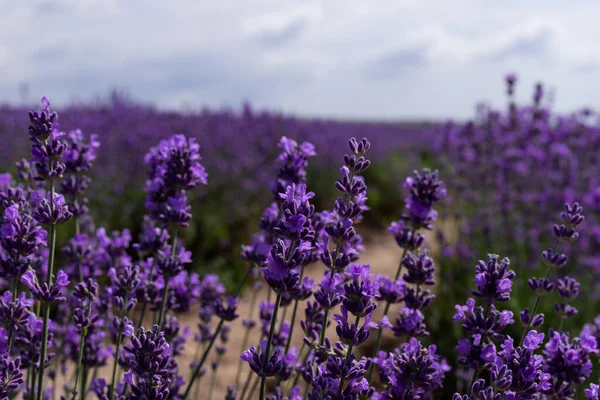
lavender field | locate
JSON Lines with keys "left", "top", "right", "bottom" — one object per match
{"left": 1, "top": 74, "right": 600, "bottom": 400}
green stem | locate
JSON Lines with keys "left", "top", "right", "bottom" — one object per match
{"left": 81, "top": 363, "right": 88, "bottom": 400}
{"left": 467, "top": 368, "right": 482, "bottom": 394}
{"left": 36, "top": 303, "right": 51, "bottom": 400}
{"left": 337, "top": 315, "right": 360, "bottom": 396}
{"left": 193, "top": 343, "right": 206, "bottom": 400}
{"left": 285, "top": 300, "right": 300, "bottom": 352}
{"left": 137, "top": 301, "right": 148, "bottom": 331}
{"left": 7, "top": 278, "right": 17, "bottom": 353}
{"left": 31, "top": 367, "right": 37, "bottom": 400}
{"left": 260, "top": 292, "right": 283, "bottom": 400}
{"left": 558, "top": 317, "right": 565, "bottom": 332}
{"left": 157, "top": 228, "right": 178, "bottom": 328}
{"left": 157, "top": 275, "right": 170, "bottom": 327}
{"left": 520, "top": 242, "right": 564, "bottom": 346}
{"left": 27, "top": 367, "right": 33, "bottom": 400}
{"left": 72, "top": 327, "right": 87, "bottom": 400}
{"left": 109, "top": 293, "right": 129, "bottom": 400}
{"left": 236, "top": 285, "right": 260, "bottom": 389}
{"left": 37, "top": 181, "right": 57, "bottom": 400}
{"left": 319, "top": 242, "right": 342, "bottom": 346}
{"left": 75, "top": 218, "right": 83, "bottom": 282}
{"left": 519, "top": 266, "right": 553, "bottom": 346}
{"left": 182, "top": 319, "right": 225, "bottom": 400}
{"left": 283, "top": 266, "right": 305, "bottom": 355}
{"left": 367, "top": 245, "right": 410, "bottom": 381}
{"left": 137, "top": 262, "right": 156, "bottom": 331}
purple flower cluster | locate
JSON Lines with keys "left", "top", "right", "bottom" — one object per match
{"left": 3, "top": 91, "right": 600, "bottom": 400}
{"left": 144, "top": 134, "right": 208, "bottom": 228}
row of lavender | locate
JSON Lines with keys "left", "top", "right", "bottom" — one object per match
{"left": 0, "top": 97, "right": 430, "bottom": 223}
{"left": 420, "top": 75, "right": 600, "bottom": 395}
{"left": 0, "top": 98, "right": 429, "bottom": 286}
{"left": 1, "top": 97, "right": 600, "bottom": 399}
{"left": 436, "top": 75, "right": 600, "bottom": 271}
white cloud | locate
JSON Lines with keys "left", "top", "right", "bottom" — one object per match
{"left": 1, "top": 0, "right": 600, "bottom": 119}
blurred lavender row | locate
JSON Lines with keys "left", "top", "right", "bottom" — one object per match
{"left": 0, "top": 96, "right": 433, "bottom": 224}
{"left": 434, "top": 75, "right": 600, "bottom": 301}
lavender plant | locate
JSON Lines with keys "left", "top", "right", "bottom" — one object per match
{"left": 1, "top": 94, "right": 599, "bottom": 400}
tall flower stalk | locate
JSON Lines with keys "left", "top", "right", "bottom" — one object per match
{"left": 108, "top": 265, "right": 139, "bottom": 399}
{"left": 240, "top": 182, "right": 316, "bottom": 400}
{"left": 317, "top": 137, "right": 371, "bottom": 346}
{"left": 369, "top": 169, "right": 445, "bottom": 379}
{"left": 520, "top": 203, "right": 584, "bottom": 344}
{"left": 23, "top": 97, "right": 73, "bottom": 400}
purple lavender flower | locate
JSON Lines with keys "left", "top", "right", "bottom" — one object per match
{"left": 388, "top": 306, "right": 428, "bottom": 338}
{"left": 376, "top": 337, "right": 449, "bottom": 399}
{"left": 388, "top": 220, "right": 425, "bottom": 251}
{"left": 402, "top": 250, "right": 435, "bottom": 286}
{"left": 519, "top": 309, "right": 545, "bottom": 328}
{"left": 556, "top": 276, "right": 580, "bottom": 300}
{"left": 21, "top": 269, "right": 69, "bottom": 303}
{"left": 271, "top": 136, "right": 316, "bottom": 200}
{"left": 28, "top": 97, "right": 67, "bottom": 182}
{"left": 375, "top": 275, "right": 405, "bottom": 304}
{"left": 144, "top": 134, "right": 208, "bottom": 227}
{"left": 453, "top": 379, "right": 503, "bottom": 400}
{"left": 216, "top": 295, "right": 240, "bottom": 322}
{"left": 333, "top": 305, "right": 377, "bottom": 346}
{"left": 342, "top": 264, "right": 379, "bottom": 317}
{"left": 456, "top": 334, "right": 497, "bottom": 370}
{"left": 472, "top": 254, "right": 515, "bottom": 304}
{"left": 454, "top": 298, "right": 514, "bottom": 341}
{"left": 31, "top": 191, "right": 73, "bottom": 226}
{"left": 527, "top": 278, "right": 555, "bottom": 296}
{"left": 402, "top": 169, "right": 446, "bottom": 230}
{"left": 123, "top": 325, "right": 173, "bottom": 397}
{"left": 543, "top": 330, "right": 598, "bottom": 391}
{"left": 0, "top": 357, "right": 24, "bottom": 399}
{"left": 586, "top": 383, "right": 600, "bottom": 399}
{"left": 491, "top": 331, "right": 550, "bottom": 399}
{"left": 1, "top": 205, "right": 47, "bottom": 261}
{"left": 505, "top": 72, "right": 517, "bottom": 96}
{"left": 240, "top": 339, "right": 284, "bottom": 378}
{"left": 0, "top": 294, "right": 32, "bottom": 340}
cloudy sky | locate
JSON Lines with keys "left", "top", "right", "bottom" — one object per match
{"left": 1, "top": 0, "right": 599, "bottom": 119}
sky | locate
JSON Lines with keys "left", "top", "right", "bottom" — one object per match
{"left": 1, "top": 0, "right": 600, "bottom": 120}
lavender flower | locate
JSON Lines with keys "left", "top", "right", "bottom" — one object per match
{"left": 453, "top": 379, "right": 502, "bottom": 400}
{"left": 123, "top": 326, "right": 173, "bottom": 398}
{"left": 240, "top": 339, "right": 284, "bottom": 378}
{"left": 402, "top": 169, "right": 447, "bottom": 230}
{"left": 542, "top": 330, "right": 598, "bottom": 395}
{"left": 21, "top": 269, "right": 69, "bottom": 303}
{"left": 472, "top": 255, "right": 515, "bottom": 304}
{"left": 491, "top": 331, "right": 551, "bottom": 399}
{"left": 376, "top": 338, "right": 449, "bottom": 399}
{"left": 144, "top": 134, "right": 208, "bottom": 227}
{"left": 0, "top": 357, "right": 24, "bottom": 399}
{"left": 586, "top": 383, "right": 600, "bottom": 400}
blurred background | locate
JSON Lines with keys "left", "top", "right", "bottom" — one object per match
{"left": 3, "top": 1, "right": 600, "bottom": 117}
{"left": 2, "top": 1, "right": 600, "bottom": 396}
